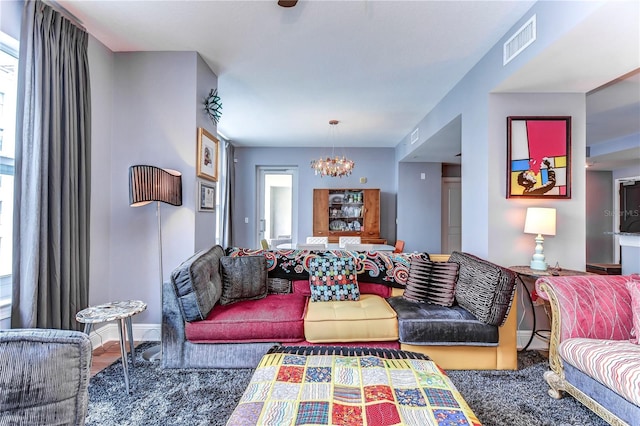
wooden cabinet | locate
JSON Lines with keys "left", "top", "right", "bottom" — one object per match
{"left": 312, "top": 188, "right": 384, "bottom": 243}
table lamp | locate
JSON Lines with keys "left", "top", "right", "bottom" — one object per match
{"left": 524, "top": 207, "right": 556, "bottom": 271}
{"left": 129, "top": 165, "right": 182, "bottom": 361}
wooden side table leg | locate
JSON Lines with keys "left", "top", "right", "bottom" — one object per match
{"left": 117, "top": 319, "right": 130, "bottom": 393}
{"left": 126, "top": 316, "right": 135, "bottom": 368}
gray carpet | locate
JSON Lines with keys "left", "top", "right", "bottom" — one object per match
{"left": 87, "top": 344, "right": 607, "bottom": 425}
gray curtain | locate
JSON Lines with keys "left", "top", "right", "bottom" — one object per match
{"left": 12, "top": 0, "right": 91, "bottom": 330}
{"left": 221, "top": 141, "right": 235, "bottom": 248}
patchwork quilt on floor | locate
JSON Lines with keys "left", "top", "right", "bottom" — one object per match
{"left": 226, "top": 346, "right": 481, "bottom": 426}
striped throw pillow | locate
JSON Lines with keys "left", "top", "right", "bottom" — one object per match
{"left": 403, "top": 259, "right": 459, "bottom": 306}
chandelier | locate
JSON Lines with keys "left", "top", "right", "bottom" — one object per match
{"left": 310, "top": 120, "right": 355, "bottom": 178}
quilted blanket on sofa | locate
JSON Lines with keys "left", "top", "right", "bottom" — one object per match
{"left": 226, "top": 346, "right": 481, "bottom": 426}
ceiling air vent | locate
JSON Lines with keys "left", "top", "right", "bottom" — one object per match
{"left": 410, "top": 128, "right": 419, "bottom": 145}
{"left": 503, "top": 15, "right": 536, "bottom": 66}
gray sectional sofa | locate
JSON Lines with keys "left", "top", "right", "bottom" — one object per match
{"left": 162, "top": 246, "right": 518, "bottom": 370}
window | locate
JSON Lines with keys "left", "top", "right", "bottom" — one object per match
{"left": 0, "top": 93, "right": 4, "bottom": 151}
{"left": 0, "top": 32, "right": 18, "bottom": 317}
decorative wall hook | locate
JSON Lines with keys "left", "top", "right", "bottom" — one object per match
{"left": 204, "top": 89, "right": 222, "bottom": 125}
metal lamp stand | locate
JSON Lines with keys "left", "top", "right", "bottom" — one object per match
{"left": 142, "top": 201, "right": 164, "bottom": 362}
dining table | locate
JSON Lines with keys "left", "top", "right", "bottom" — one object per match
{"left": 276, "top": 243, "right": 396, "bottom": 251}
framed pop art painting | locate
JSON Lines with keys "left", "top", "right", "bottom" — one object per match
{"left": 507, "top": 116, "right": 571, "bottom": 199}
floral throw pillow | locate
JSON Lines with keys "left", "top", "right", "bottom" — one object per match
{"left": 308, "top": 256, "right": 359, "bottom": 302}
{"left": 627, "top": 277, "right": 640, "bottom": 344}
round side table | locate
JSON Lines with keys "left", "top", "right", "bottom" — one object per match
{"left": 76, "top": 300, "right": 147, "bottom": 393}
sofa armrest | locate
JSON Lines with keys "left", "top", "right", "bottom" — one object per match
{"left": 535, "top": 275, "right": 634, "bottom": 343}
{"left": 162, "top": 279, "right": 188, "bottom": 368}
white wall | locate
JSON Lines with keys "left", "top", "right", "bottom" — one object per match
{"left": 233, "top": 147, "right": 397, "bottom": 249}
{"left": 194, "top": 54, "right": 218, "bottom": 252}
{"left": 586, "top": 171, "right": 614, "bottom": 264}
{"left": 87, "top": 36, "right": 114, "bottom": 307}
{"left": 613, "top": 165, "right": 640, "bottom": 182}
{"left": 397, "top": 162, "right": 442, "bottom": 253}
{"left": 0, "top": 1, "right": 21, "bottom": 40}
{"left": 394, "top": 1, "right": 612, "bottom": 262}
{"left": 488, "top": 93, "right": 587, "bottom": 271}
{"left": 85, "top": 50, "right": 218, "bottom": 329}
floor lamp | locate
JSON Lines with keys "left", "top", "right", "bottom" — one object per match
{"left": 129, "top": 165, "right": 182, "bottom": 361}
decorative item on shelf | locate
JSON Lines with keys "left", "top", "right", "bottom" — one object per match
{"left": 524, "top": 207, "right": 556, "bottom": 271}
{"left": 203, "top": 88, "right": 222, "bottom": 125}
{"left": 310, "top": 120, "right": 355, "bottom": 178}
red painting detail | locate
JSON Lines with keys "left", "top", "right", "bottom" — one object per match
{"left": 526, "top": 120, "right": 566, "bottom": 175}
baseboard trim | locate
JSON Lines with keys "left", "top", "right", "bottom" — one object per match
{"left": 517, "top": 330, "right": 549, "bottom": 351}
{"left": 88, "top": 323, "right": 160, "bottom": 350}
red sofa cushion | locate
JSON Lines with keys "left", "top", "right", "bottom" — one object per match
{"left": 185, "top": 294, "right": 308, "bottom": 343}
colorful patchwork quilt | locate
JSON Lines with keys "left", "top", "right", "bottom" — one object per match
{"left": 226, "top": 346, "right": 481, "bottom": 426}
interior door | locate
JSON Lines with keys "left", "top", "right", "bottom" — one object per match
{"left": 441, "top": 177, "right": 461, "bottom": 254}
{"left": 257, "top": 167, "right": 298, "bottom": 248}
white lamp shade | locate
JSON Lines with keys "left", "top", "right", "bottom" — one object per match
{"left": 524, "top": 207, "right": 556, "bottom": 236}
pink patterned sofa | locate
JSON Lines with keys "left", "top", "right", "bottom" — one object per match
{"left": 535, "top": 275, "right": 640, "bottom": 425}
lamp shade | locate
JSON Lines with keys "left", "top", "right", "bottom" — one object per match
{"left": 524, "top": 207, "right": 556, "bottom": 236}
{"left": 129, "top": 165, "right": 182, "bottom": 207}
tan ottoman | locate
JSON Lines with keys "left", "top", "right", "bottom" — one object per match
{"left": 304, "top": 294, "right": 398, "bottom": 343}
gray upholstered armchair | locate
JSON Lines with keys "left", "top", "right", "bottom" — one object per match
{"left": 0, "top": 329, "right": 92, "bottom": 425}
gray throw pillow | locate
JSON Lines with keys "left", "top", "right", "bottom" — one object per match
{"left": 403, "top": 258, "right": 459, "bottom": 307}
{"left": 219, "top": 256, "right": 268, "bottom": 305}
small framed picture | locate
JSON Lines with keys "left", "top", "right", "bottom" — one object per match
{"left": 198, "top": 181, "right": 216, "bottom": 212}
{"left": 197, "top": 127, "right": 219, "bottom": 182}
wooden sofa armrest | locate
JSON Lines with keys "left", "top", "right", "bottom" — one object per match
{"left": 428, "top": 253, "right": 451, "bottom": 262}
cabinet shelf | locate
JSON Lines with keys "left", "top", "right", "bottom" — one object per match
{"left": 313, "top": 188, "right": 381, "bottom": 243}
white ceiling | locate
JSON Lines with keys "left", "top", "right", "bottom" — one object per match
{"left": 59, "top": 0, "right": 639, "bottom": 170}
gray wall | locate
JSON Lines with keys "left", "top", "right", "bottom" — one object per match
{"left": 586, "top": 171, "right": 614, "bottom": 263}
{"left": 232, "top": 147, "right": 397, "bottom": 249}
{"left": 488, "top": 93, "right": 587, "bottom": 272}
{"left": 395, "top": 1, "right": 603, "bottom": 261}
{"left": 194, "top": 54, "right": 218, "bottom": 252}
{"left": 87, "top": 47, "right": 218, "bottom": 327}
{"left": 397, "top": 162, "right": 442, "bottom": 253}
{"left": 87, "top": 36, "right": 114, "bottom": 308}
{"left": 0, "top": 1, "right": 21, "bottom": 40}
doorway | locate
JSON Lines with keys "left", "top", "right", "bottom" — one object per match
{"left": 441, "top": 177, "right": 461, "bottom": 253}
{"left": 257, "top": 167, "right": 298, "bottom": 248}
